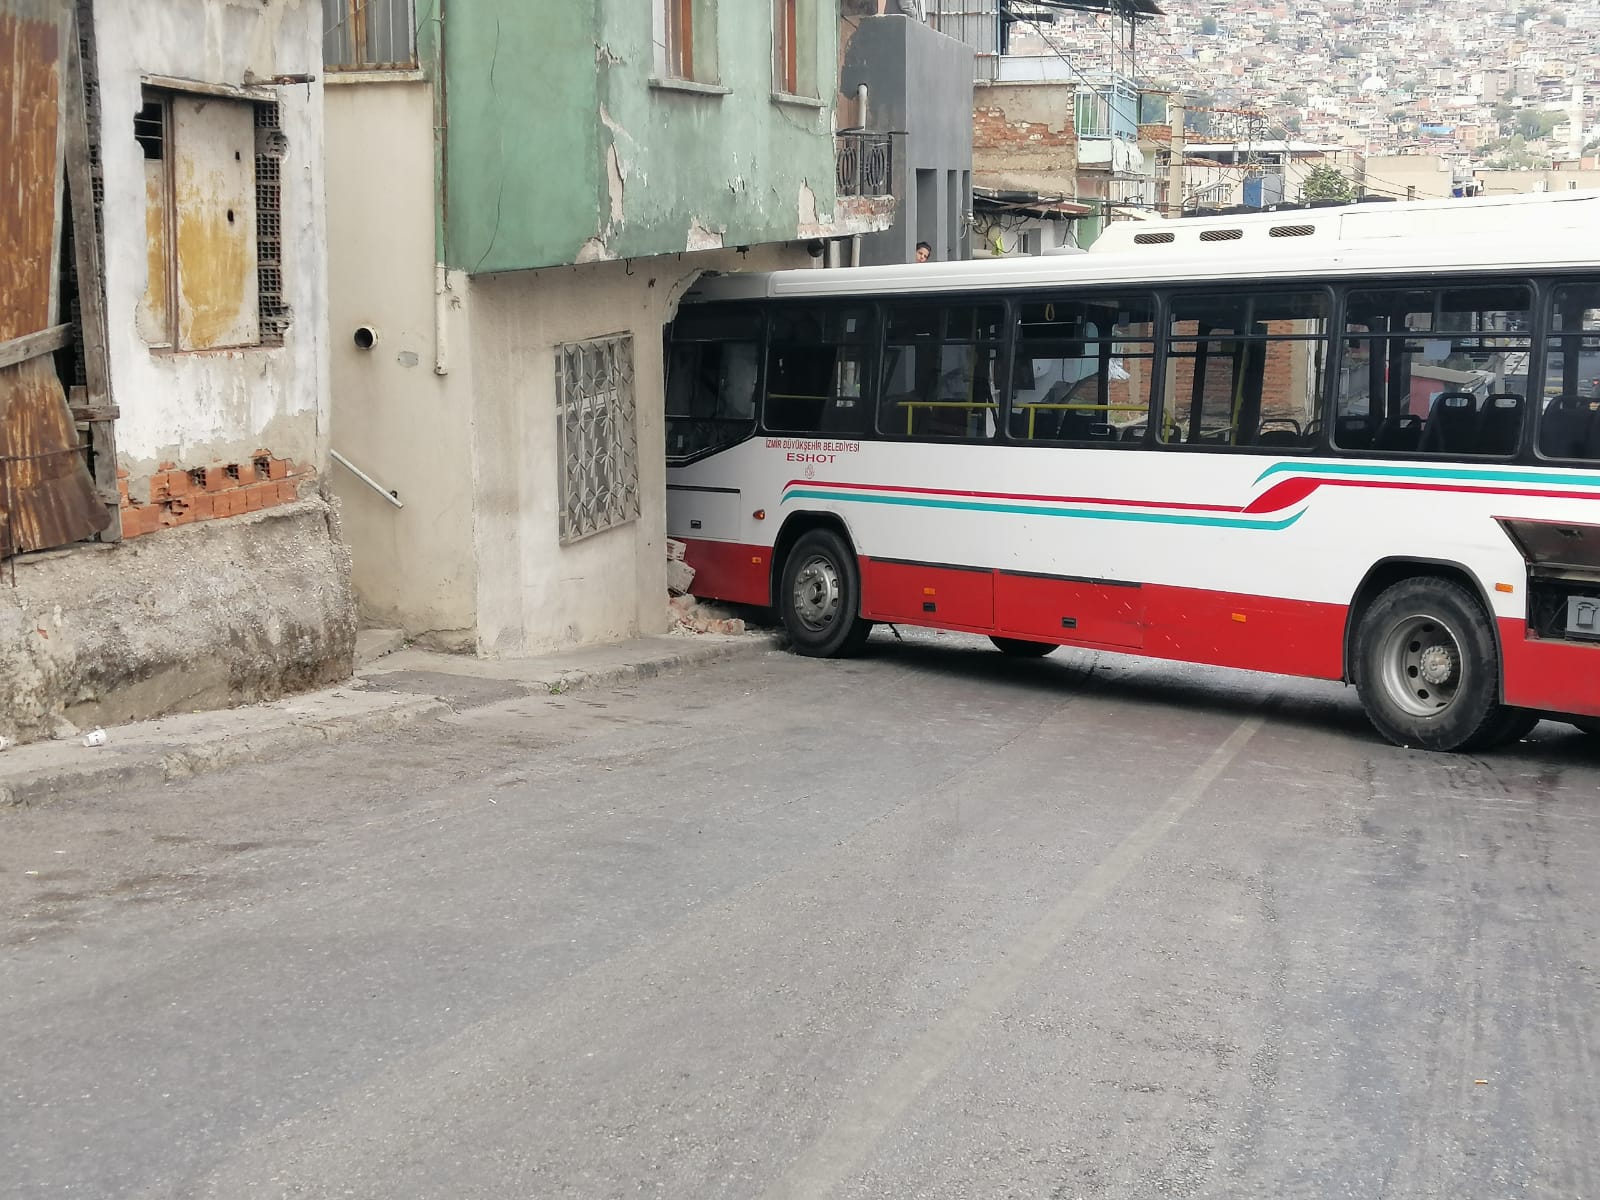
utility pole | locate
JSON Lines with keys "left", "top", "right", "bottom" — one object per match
{"left": 1168, "top": 100, "right": 1186, "bottom": 216}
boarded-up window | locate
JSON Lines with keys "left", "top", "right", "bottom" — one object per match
{"left": 137, "top": 88, "right": 286, "bottom": 351}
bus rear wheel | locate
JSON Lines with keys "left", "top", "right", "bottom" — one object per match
{"left": 779, "top": 528, "right": 872, "bottom": 658}
{"left": 1354, "top": 577, "right": 1507, "bottom": 752}
{"left": 990, "top": 636, "right": 1057, "bottom": 658}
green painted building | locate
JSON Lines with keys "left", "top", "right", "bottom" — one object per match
{"left": 424, "top": 1, "right": 855, "bottom": 272}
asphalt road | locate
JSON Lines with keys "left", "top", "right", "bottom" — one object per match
{"left": 5, "top": 630, "right": 1600, "bottom": 1199}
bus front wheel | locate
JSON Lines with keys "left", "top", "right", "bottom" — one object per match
{"left": 1354, "top": 577, "right": 1506, "bottom": 752}
{"left": 779, "top": 528, "right": 872, "bottom": 658}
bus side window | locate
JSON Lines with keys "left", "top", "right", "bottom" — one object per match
{"left": 878, "top": 304, "right": 1002, "bottom": 440}
{"left": 665, "top": 340, "right": 760, "bottom": 461}
{"left": 1161, "top": 290, "right": 1328, "bottom": 451}
{"left": 1012, "top": 296, "right": 1155, "bottom": 443}
{"left": 1537, "top": 283, "right": 1600, "bottom": 460}
{"left": 765, "top": 306, "right": 873, "bottom": 436}
{"left": 1337, "top": 283, "right": 1533, "bottom": 458}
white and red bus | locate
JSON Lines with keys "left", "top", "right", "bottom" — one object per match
{"left": 664, "top": 190, "right": 1600, "bottom": 751}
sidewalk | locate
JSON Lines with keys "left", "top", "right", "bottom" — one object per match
{"left": 0, "top": 629, "right": 782, "bottom": 807}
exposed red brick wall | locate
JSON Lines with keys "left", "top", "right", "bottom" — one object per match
{"left": 973, "top": 105, "right": 1077, "bottom": 151}
{"left": 117, "top": 452, "right": 308, "bottom": 538}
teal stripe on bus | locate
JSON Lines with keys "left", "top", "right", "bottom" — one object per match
{"left": 781, "top": 488, "right": 1305, "bottom": 531}
{"left": 1254, "top": 460, "right": 1600, "bottom": 490}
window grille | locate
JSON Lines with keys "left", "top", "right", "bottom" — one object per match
{"left": 255, "top": 101, "right": 291, "bottom": 342}
{"left": 323, "top": 0, "right": 417, "bottom": 70}
{"left": 557, "top": 335, "right": 640, "bottom": 544}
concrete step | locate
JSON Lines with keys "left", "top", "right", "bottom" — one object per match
{"left": 355, "top": 628, "right": 406, "bottom": 666}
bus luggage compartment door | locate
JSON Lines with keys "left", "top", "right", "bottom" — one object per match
{"left": 667, "top": 485, "right": 742, "bottom": 542}
{"left": 861, "top": 559, "right": 995, "bottom": 630}
{"left": 995, "top": 573, "right": 1145, "bottom": 650}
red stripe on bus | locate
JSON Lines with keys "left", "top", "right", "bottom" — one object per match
{"left": 1499, "top": 618, "right": 1600, "bottom": 718}
{"left": 785, "top": 478, "right": 1241, "bottom": 513}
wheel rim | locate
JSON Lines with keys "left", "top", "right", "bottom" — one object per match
{"left": 1377, "top": 612, "right": 1464, "bottom": 718}
{"left": 791, "top": 553, "right": 841, "bottom": 632}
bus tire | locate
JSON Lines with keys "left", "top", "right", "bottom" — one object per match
{"left": 1354, "top": 577, "right": 1505, "bottom": 752}
{"left": 1479, "top": 707, "right": 1541, "bottom": 747}
{"left": 779, "top": 528, "right": 872, "bottom": 658}
{"left": 990, "top": 636, "right": 1057, "bottom": 658}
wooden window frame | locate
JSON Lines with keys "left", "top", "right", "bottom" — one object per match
{"left": 666, "top": 0, "right": 695, "bottom": 80}
{"left": 773, "top": 0, "right": 799, "bottom": 96}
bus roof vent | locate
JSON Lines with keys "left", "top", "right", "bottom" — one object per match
{"left": 1199, "top": 228, "right": 1244, "bottom": 242}
{"left": 1132, "top": 231, "right": 1175, "bottom": 244}
{"left": 1269, "top": 223, "right": 1316, "bottom": 238}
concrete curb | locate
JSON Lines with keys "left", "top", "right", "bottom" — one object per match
{"left": 530, "top": 634, "right": 783, "bottom": 697}
{"left": 1, "top": 632, "right": 783, "bottom": 808}
{"left": 0, "top": 697, "right": 450, "bottom": 809}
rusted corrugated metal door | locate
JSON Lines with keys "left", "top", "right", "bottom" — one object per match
{"left": 0, "top": 0, "right": 109, "bottom": 557}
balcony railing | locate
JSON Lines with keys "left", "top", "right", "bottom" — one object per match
{"left": 836, "top": 129, "right": 894, "bottom": 198}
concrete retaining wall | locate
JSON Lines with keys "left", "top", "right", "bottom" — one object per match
{"left": 1, "top": 495, "right": 356, "bottom": 745}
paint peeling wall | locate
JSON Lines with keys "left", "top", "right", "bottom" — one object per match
{"left": 93, "top": 0, "right": 328, "bottom": 486}
{"left": 444, "top": 2, "right": 841, "bottom": 273}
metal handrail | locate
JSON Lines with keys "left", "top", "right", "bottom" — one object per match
{"left": 330, "top": 449, "right": 403, "bottom": 509}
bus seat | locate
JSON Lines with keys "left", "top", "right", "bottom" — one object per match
{"left": 1419, "top": 391, "right": 1479, "bottom": 453}
{"left": 1539, "top": 394, "right": 1595, "bottom": 458}
{"left": 1374, "top": 414, "right": 1423, "bottom": 451}
{"left": 1120, "top": 423, "right": 1147, "bottom": 442}
{"left": 1475, "top": 392, "right": 1524, "bottom": 455}
{"left": 1056, "top": 408, "right": 1097, "bottom": 441}
{"left": 1335, "top": 413, "right": 1377, "bottom": 450}
{"left": 1085, "top": 423, "right": 1117, "bottom": 442}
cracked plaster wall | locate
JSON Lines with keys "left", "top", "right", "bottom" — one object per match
{"left": 444, "top": 2, "right": 840, "bottom": 273}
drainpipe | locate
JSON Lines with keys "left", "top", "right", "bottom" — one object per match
{"left": 854, "top": 84, "right": 869, "bottom": 266}
{"left": 433, "top": 0, "right": 451, "bottom": 375}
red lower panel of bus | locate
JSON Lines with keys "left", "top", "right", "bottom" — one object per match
{"left": 1498, "top": 619, "right": 1600, "bottom": 718}
{"left": 681, "top": 539, "right": 1600, "bottom": 715}
{"left": 857, "top": 557, "right": 1347, "bottom": 681}
{"left": 678, "top": 539, "right": 772, "bottom": 607}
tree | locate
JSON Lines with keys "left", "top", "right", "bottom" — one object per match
{"left": 1200, "top": 15, "right": 1218, "bottom": 35}
{"left": 1301, "top": 163, "right": 1355, "bottom": 202}
{"left": 1515, "top": 109, "right": 1561, "bottom": 140}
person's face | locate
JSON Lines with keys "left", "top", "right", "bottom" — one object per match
{"left": 915, "top": 245, "right": 931, "bottom": 262}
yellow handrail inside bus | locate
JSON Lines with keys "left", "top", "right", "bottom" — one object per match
{"left": 893, "top": 400, "right": 997, "bottom": 435}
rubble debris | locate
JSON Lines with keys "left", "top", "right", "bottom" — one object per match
{"left": 666, "top": 538, "right": 696, "bottom": 596}
{"left": 668, "top": 593, "right": 746, "bottom": 637}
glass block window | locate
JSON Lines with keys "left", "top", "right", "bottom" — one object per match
{"left": 557, "top": 335, "right": 640, "bottom": 544}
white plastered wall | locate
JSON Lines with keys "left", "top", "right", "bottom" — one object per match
{"left": 466, "top": 246, "right": 808, "bottom": 657}
{"left": 94, "top": 0, "right": 328, "bottom": 482}
{"left": 323, "top": 78, "right": 480, "bottom": 648}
